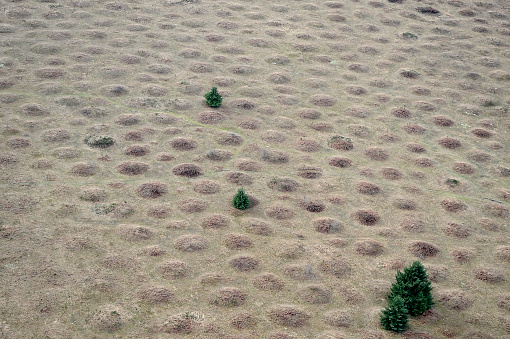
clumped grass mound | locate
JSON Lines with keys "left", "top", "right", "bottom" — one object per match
{"left": 84, "top": 135, "right": 114, "bottom": 148}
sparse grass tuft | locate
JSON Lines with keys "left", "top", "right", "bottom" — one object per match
{"left": 211, "top": 287, "right": 246, "bottom": 307}
{"left": 267, "top": 305, "right": 310, "bottom": 327}
{"left": 474, "top": 267, "right": 505, "bottom": 283}
{"left": 329, "top": 136, "right": 354, "bottom": 151}
{"left": 172, "top": 163, "right": 203, "bottom": 177}
{"left": 136, "top": 182, "right": 168, "bottom": 199}
{"left": 355, "top": 239, "right": 385, "bottom": 256}
{"left": 353, "top": 209, "right": 380, "bottom": 226}
{"left": 408, "top": 241, "right": 439, "bottom": 257}
{"left": 84, "top": 135, "right": 114, "bottom": 148}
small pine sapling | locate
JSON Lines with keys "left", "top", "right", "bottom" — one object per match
{"left": 205, "top": 87, "right": 222, "bottom": 108}
{"left": 233, "top": 189, "right": 250, "bottom": 210}
{"left": 388, "top": 261, "right": 433, "bottom": 316}
{"left": 380, "top": 295, "right": 409, "bottom": 332}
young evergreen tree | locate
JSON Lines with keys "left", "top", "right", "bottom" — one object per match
{"left": 204, "top": 87, "right": 222, "bottom": 108}
{"left": 233, "top": 188, "right": 250, "bottom": 210}
{"left": 380, "top": 295, "right": 409, "bottom": 332}
{"left": 388, "top": 261, "right": 433, "bottom": 316}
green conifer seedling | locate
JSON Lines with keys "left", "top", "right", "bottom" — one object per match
{"left": 205, "top": 87, "right": 222, "bottom": 108}
{"left": 380, "top": 295, "right": 409, "bottom": 332}
{"left": 388, "top": 261, "right": 433, "bottom": 316}
{"left": 233, "top": 188, "right": 250, "bottom": 210}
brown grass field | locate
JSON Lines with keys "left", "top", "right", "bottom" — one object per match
{"left": 1, "top": 0, "right": 510, "bottom": 337}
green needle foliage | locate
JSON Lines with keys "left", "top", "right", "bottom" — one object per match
{"left": 233, "top": 189, "right": 250, "bottom": 210}
{"left": 388, "top": 261, "right": 433, "bottom": 316}
{"left": 380, "top": 295, "right": 409, "bottom": 332}
{"left": 204, "top": 87, "right": 222, "bottom": 108}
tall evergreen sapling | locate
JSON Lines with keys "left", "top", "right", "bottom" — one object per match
{"left": 205, "top": 87, "right": 222, "bottom": 108}
{"left": 380, "top": 295, "right": 409, "bottom": 332}
{"left": 233, "top": 188, "right": 250, "bottom": 210}
{"left": 388, "top": 261, "right": 433, "bottom": 316}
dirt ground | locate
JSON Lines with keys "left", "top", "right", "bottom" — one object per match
{"left": 1, "top": 0, "right": 510, "bottom": 337}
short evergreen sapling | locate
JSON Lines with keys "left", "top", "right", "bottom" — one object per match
{"left": 380, "top": 295, "right": 409, "bottom": 332}
{"left": 388, "top": 261, "right": 433, "bottom": 316}
{"left": 204, "top": 87, "right": 222, "bottom": 108}
{"left": 233, "top": 189, "right": 250, "bottom": 210}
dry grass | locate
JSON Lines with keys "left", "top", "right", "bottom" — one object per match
{"left": 324, "top": 309, "right": 353, "bottom": 328}
{"left": 438, "top": 137, "right": 462, "bottom": 149}
{"left": 136, "top": 182, "right": 167, "bottom": 199}
{"left": 353, "top": 210, "right": 380, "bottom": 226}
{"left": 329, "top": 157, "right": 353, "bottom": 168}
{"left": 211, "top": 287, "right": 247, "bottom": 307}
{"left": 329, "top": 137, "right": 354, "bottom": 151}
{"left": 116, "top": 161, "right": 149, "bottom": 176}
{"left": 381, "top": 167, "right": 403, "bottom": 180}
{"left": 266, "top": 205, "right": 295, "bottom": 220}
{"left": 2, "top": 1, "right": 510, "bottom": 337}
{"left": 159, "top": 314, "right": 194, "bottom": 334}
{"left": 123, "top": 145, "right": 149, "bottom": 156}
{"left": 451, "top": 248, "right": 474, "bottom": 264}
{"left": 206, "top": 149, "right": 233, "bottom": 161}
{"left": 426, "top": 264, "right": 449, "bottom": 283}
{"left": 300, "top": 199, "right": 325, "bottom": 213}
{"left": 497, "top": 294, "right": 510, "bottom": 311}
{"left": 444, "top": 222, "right": 470, "bottom": 238}
{"left": 202, "top": 214, "right": 230, "bottom": 229}
{"left": 174, "top": 234, "right": 208, "bottom": 252}
{"left": 80, "top": 187, "right": 106, "bottom": 202}
{"left": 234, "top": 158, "right": 262, "bottom": 171}
{"left": 355, "top": 239, "right": 385, "bottom": 256}
{"left": 193, "top": 180, "right": 220, "bottom": 194}
{"left": 268, "top": 177, "right": 301, "bottom": 192}
{"left": 474, "top": 267, "right": 505, "bottom": 283}
{"left": 297, "top": 166, "right": 323, "bottom": 179}
{"left": 441, "top": 199, "right": 467, "bottom": 213}
{"left": 365, "top": 147, "right": 389, "bottom": 161}
{"left": 437, "top": 290, "right": 473, "bottom": 310}
{"left": 432, "top": 116, "right": 455, "bottom": 127}
{"left": 296, "top": 285, "right": 331, "bottom": 304}
{"left": 216, "top": 132, "right": 244, "bottom": 146}
{"left": 253, "top": 273, "right": 285, "bottom": 291}
{"left": 159, "top": 260, "right": 191, "bottom": 280}
{"left": 408, "top": 241, "right": 439, "bottom": 258}
{"left": 229, "top": 255, "right": 260, "bottom": 272}
{"left": 267, "top": 305, "right": 310, "bottom": 327}
{"left": 261, "top": 149, "right": 289, "bottom": 164}
{"left": 178, "top": 198, "right": 208, "bottom": 213}
{"left": 313, "top": 218, "right": 342, "bottom": 234}
{"left": 407, "top": 143, "right": 426, "bottom": 153}
{"left": 453, "top": 162, "right": 476, "bottom": 175}
{"left": 138, "top": 286, "right": 175, "bottom": 304}
{"left": 169, "top": 137, "right": 197, "bottom": 151}
{"left": 224, "top": 233, "right": 253, "bottom": 250}
{"left": 319, "top": 258, "right": 351, "bottom": 278}
{"left": 484, "top": 203, "right": 510, "bottom": 219}
{"left": 391, "top": 107, "right": 412, "bottom": 118}
{"left": 393, "top": 198, "right": 417, "bottom": 210}
{"left": 403, "top": 124, "right": 426, "bottom": 135}
{"left": 70, "top": 162, "right": 97, "bottom": 177}
{"left": 118, "top": 225, "right": 154, "bottom": 241}
{"left": 242, "top": 218, "right": 273, "bottom": 236}
{"left": 172, "top": 163, "right": 203, "bottom": 178}
{"left": 225, "top": 171, "right": 254, "bottom": 185}
{"left": 495, "top": 246, "right": 510, "bottom": 262}
{"left": 230, "top": 312, "right": 258, "bottom": 330}
{"left": 198, "top": 111, "right": 226, "bottom": 124}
